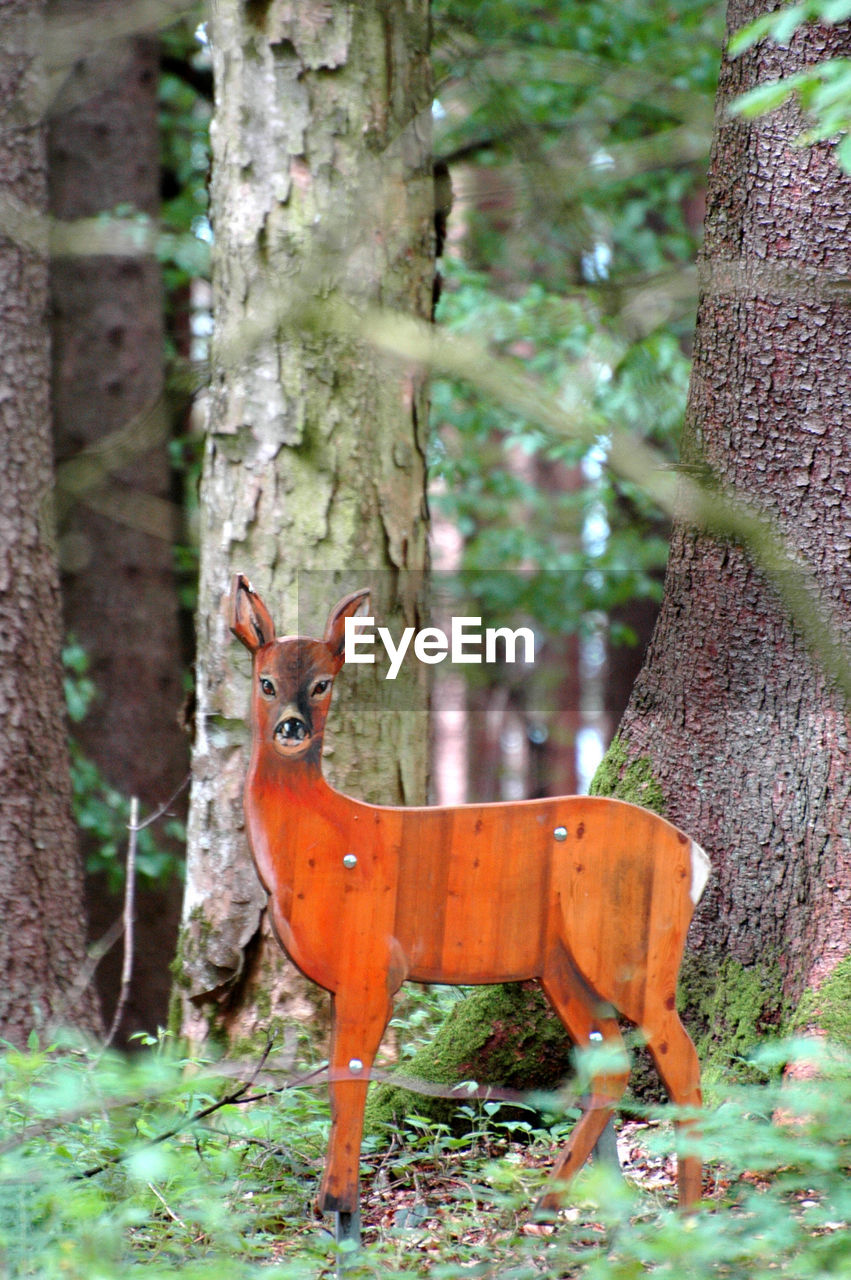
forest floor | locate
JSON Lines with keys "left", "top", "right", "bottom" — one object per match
{"left": 267, "top": 1118, "right": 734, "bottom": 1269}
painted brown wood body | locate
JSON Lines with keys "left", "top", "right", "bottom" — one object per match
{"left": 249, "top": 772, "right": 698, "bottom": 1011}
{"left": 231, "top": 578, "right": 710, "bottom": 1219}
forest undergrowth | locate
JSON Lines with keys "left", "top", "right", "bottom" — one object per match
{"left": 0, "top": 1017, "right": 848, "bottom": 1279}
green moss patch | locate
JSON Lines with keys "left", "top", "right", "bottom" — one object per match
{"left": 677, "top": 953, "right": 789, "bottom": 1089}
{"left": 791, "top": 955, "right": 851, "bottom": 1048}
{"left": 364, "top": 983, "right": 572, "bottom": 1135}
{"left": 589, "top": 734, "right": 666, "bottom": 815}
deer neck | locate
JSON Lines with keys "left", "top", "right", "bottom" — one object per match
{"left": 244, "top": 740, "right": 336, "bottom": 891}
{"left": 249, "top": 740, "right": 329, "bottom": 800}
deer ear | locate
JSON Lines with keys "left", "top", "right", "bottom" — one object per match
{"left": 229, "top": 575, "right": 276, "bottom": 653}
{"left": 324, "top": 589, "right": 371, "bottom": 662}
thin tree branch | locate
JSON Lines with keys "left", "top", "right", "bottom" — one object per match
{"left": 50, "top": 777, "right": 189, "bottom": 1036}
{"left": 102, "top": 797, "right": 139, "bottom": 1050}
{"left": 77, "top": 1040, "right": 277, "bottom": 1179}
{"left": 147, "top": 1181, "right": 189, "bottom": 1230}
{"left": 135, "top": 772, "right": 190, "bottom": 831}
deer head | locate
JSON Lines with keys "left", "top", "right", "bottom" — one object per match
{"left": 229, "top": 575, "right": 370, "bottom": 767}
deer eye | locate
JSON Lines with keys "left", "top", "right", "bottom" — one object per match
{"left": 259, "top": 677, "right": 276, "bottom": 697}
{"left": 311, "top": 678, "right": 331, "bottom": 698}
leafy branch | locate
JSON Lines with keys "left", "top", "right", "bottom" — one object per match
{"left": 728, "top": 1, "right": 851, "bottom": 171}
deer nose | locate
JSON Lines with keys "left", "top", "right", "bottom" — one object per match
{"left": 274, "top": 706, "right": 308, "bottom": 743}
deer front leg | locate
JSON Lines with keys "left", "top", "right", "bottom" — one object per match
{"left": 319, "top": 984, "right": 393, "bottom": 1224}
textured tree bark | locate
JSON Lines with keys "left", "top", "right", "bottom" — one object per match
{"left": 176, "top": 0, "right": 434, "bottom": 1049}
{"left": 0, "top": 0, "right": 101, "bottom": 1045}
{"left": 366, "top": 1, "right": 851, "bottom": 1120}
{"left": 611, "top": 2, "right": 851, "bottom": 1056}
{"left": 48, "top": 24, "right": 188, "bottom": 1040}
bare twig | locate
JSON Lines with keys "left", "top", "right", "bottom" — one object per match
{"left": 53, "top": 916, "right": 125, "bottom": 1032}
{"left": 77, "top": 1041, "right": 277, "bottom": 1179}
{"left": 98, "top": 778, "right": 188, "bottom": 1049}
{"left": 135, "top": 773, "right": 190, "bottom": 831}
{"left": 102, "top": 797, "right": 139, "bottom": 1050}
{"left": 147, "top": 1182, "right": 189, "bottom": 1230}
{"left": 49, "top": 778, "right": 188, "bottom": 1039}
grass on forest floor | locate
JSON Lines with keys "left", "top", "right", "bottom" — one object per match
{"left": 0, "top": 1031, "right": 848, "bottom": 1279}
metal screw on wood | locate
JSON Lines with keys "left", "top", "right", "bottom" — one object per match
{"left": 348, "top": 1058, "right": 363, "bottom": 1073}
{"left": 553, "top": 826, "right": 567, "bottom": 841}
{"left": 343, "top": 854, "right": 357, "bottom": 868}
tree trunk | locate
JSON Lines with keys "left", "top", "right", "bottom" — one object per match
{"left": 175, "top": 0, "right": 434, "bottom": 1051}
{"left": 366, "top": 1, "right": 851, "bottom": 1122}
{"left": 609, "top": 1, "right": 851, "bottom": 1067}
{"left": 48, "top": 22, "right": 188, "bottom": 1041}
{"left": 0, "top": 0, "right": 101, "bottom": 1045}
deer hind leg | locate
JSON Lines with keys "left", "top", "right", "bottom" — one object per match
{"left": 319, "top": 985, "right": 393, "bottom": 1223}
{"left": 644, "top": 1006, "right": 703, "bottom": 1208}
{"left": 536, "top": 967, "right": 630, "bottom": 1213}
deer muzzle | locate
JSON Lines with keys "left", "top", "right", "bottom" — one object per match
{"left": 274, "top": 704, "right": 309, "bottom": 747}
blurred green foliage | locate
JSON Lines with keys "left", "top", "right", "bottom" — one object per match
{"left": 431, "top": 262, "right": 685, "bottom": 632}
{"left": 0, "top": 1029, "right": 327, "bottom": 1278}
{"left": 62, "top": 641, "right": 184, "bottom": 891}
{"left": 158, "top": 18, "right": 212, "bottom": 308}
{"left": 0, "top": 1030, "right": 848, "bottom": 1277}
{"left": 429, "top": 0, "right": 724, "bottom": 631}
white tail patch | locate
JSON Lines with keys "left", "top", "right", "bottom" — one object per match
{"left": 690, "top": 840, "right": 711, "bottom": 905}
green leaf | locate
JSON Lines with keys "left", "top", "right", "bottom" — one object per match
{"left": 728, "top": 10, "right": 794, "bottom": 56}
{"left": 822, "top": 0, "right": 851, "bottom": 20}
{"left": 771, "top": 4, "right": 811, "bottom": 44}
{"left": 837, "top": 131, "right": 851, "bottom": 170}
{"left": 729, "top": 78, "right": 798, "bottom": 117}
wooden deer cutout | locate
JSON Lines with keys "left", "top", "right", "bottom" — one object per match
{"left": 230, "top": 576, "right": 710, "bottom": 1239}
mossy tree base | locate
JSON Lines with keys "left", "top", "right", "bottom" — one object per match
{"left": 676, "top": 952, "right": 788, "bottom": 1091}
{"left": 365, "top": 982, "right": 573, "bottom": 1134}
{"left": 792, "top": 956, "right": 851, "bottom": 1050}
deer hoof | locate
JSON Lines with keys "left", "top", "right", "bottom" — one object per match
{"left": 335, "top": 1209, "right": 361, "bottom": 1248}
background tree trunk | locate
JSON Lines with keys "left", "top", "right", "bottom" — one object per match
{"left": 366, "top": 0, "right": 851, "bottom": 1123}
{"left": 175, "top": 0, "right": 434, "bottom": 1051}
{"left": 48, "top": 20, "right": 188, "bottom": 1041}
{"left": 0, "top": 0, "right": 101, "bottom": 1045}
